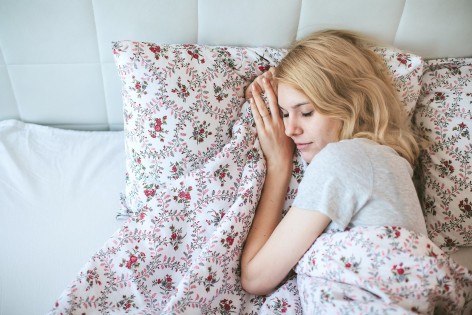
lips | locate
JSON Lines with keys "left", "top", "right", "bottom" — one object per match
{"left": 295, "top": 142, "right": 311, "bottom": 150}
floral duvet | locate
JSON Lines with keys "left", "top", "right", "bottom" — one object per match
{"left": 50, "top": 102, "right": 472, "bottom": 314}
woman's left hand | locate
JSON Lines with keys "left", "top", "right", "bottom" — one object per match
{"left": 250, "top": 76, "right": 294, "bottom": 171}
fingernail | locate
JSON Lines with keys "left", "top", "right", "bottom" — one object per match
{"left": 251, "top": 84, "right": 255, "bottom": 91}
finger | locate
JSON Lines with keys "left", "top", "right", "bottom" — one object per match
{"left": 246, "top": 79, "right": 263, "bottom": 100}
{"left": 251, "top": 84, "right": 271, "bottom": 119}
{"left": 268, "top": 67, "right": 278, "bottom": 92}
{"left": 250, "top": 97, "right": 265, "bottom": 129}
{"left": 263, "top": 70, "right": 272, "bottom": 80}
{"left": 261, "top": 78, "right": 279, "bottom": 121}
{"left": 261, "top": 68, "right": 278, "bottom": 95}
{"left": 245, "top": 84, "right": 252, "bottom": 100}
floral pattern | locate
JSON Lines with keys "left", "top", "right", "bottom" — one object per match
{"left": 295, "top": 226, "right": 472, "bottom": 314}
{"left": 48, "top": 44, "right": 439, "bottom": 314}
{"left": 413, "top": 58, "right": 472, "bottom": 252}
{"left": 113, "top": 41, "right": 287, "bottom": 217}
{"left": 372, "top": 46, "right": 424, "bottom": 117}
{"left": 49, "top": 102, "right": 302, "bottom": 314}
{"left": 114, "top": 41, "right": 424, "bottom": 219}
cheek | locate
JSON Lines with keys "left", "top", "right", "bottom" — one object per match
{"left": 331, "top": 120, "right": 343, "bottom": 140}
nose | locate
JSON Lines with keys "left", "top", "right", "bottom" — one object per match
{"left": 284, "top": 117, "right": 301, "bottom": 137}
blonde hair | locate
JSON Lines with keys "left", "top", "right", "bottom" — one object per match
{"left": 275, "top": 29, "right": 420, "bottom": 165}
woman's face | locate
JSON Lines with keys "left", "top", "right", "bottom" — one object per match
{"left": 277, "top": 83, "right": 343, "bottom": 163}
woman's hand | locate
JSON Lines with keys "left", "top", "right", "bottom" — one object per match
{"left": 249, "top": 72, "right": 294, "bottom": 171}
{"left": 245, "top": 67, "right": 277, "bottom": 100}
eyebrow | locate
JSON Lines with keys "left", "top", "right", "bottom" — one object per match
{"left": 278, "top": 102, "right": 311, "bottom": 110}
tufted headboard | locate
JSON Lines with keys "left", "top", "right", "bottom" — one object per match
{"left": 1, "top": 0, "right": 471, "bottom": 130}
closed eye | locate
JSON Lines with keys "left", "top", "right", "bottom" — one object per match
{"left": 282, "top": 111, "right": 313, "bottom": 118}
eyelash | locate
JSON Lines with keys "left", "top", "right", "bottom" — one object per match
{"left": 282, "top": 111, "right": 313, "bottom": 118}
{"left": 302, "top": 111, "right": 314, "bottom": 117}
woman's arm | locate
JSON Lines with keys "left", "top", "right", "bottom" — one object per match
{"left": 240, "top": 157, "right": 292, "bottom": 293}
{"left": 241, "top": 75, "right": 331, "bottom": 295}
{"left": 241, "top": 206, "right": 331, "bottom": 295}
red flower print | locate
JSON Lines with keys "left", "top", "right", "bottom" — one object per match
{"left": 116, "top": 294, "right": 136, "bottom": 310}
{"left": 150, "top": 45, "right": 161, "bottom": 53}
{"left": 149, "top": 116, "right": 168, "bottom": 140}
{"left": 459, "top": 198, "right": 471, "bottom": 217}
{"left": 434, "top": 92, "right": 446, "bottom": 102}
{"left": 144, "top": 189, "right": 156, "bottom": 197}
{"left": 168, "top": 225, "right": 186, "bottom": 250}
{"left": 272, "top": 298, "right": 291, "bottom": 313}
{"left": 438, "top": 159, "right": 454, "bottom": 178}
{"left": 226, "top": 236, "right": 234, "bottom": 246}
{"left": 173, "top": 185, "right": 192, "bottom": 203}
{"left": 258, "top": 65, "right": 270, "bottom": 72}
{"left": 178, "top": 191, "right": 190, "bottom": 200}
{"left": 396, "top": 53, "right": 411, "bottom": 67}
{"left": 391, "top": 263, "right": 410, "bottom": 282}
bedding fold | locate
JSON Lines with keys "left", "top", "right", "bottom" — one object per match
{"left": 49, "top": 106, "right": 472, "bottom": 314}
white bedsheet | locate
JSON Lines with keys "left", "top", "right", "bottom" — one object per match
{"left": 0, "top": 120, "right": 124, "bottom": 315}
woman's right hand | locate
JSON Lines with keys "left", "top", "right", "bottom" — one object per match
{"left": 249, "top": 72, "right": 294, "bottom": 172}
{"left": 245, "top": 67, "right": 277, "bottom": 100}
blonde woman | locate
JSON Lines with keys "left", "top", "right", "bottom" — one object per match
{"left": 241, "top": 30, "right": 427, "bottom": 297}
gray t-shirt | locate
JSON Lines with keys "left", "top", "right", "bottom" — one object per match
{"left": 292, "top": 138, "right": 427, "bottom": 235}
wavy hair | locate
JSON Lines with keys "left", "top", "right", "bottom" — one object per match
{"left": 274, "top": 29, "right": 420, "bottom": 165}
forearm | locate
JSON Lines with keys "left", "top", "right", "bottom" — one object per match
{"left": 241, "top": 164, "right": 292, "bottom": 290}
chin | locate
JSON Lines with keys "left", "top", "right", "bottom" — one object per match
{"left": 300, "top": 149, "right": 319, "bottom": 164}
{"left": 301, "top": 153, "right": 314, "bottom": 164}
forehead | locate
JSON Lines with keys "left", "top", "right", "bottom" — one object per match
{"left": 277, "top": 83, "right": 311, "bottom": 109}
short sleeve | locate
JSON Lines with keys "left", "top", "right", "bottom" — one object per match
{"left": 292, "top": 140, "right": 373, "bottom": 229}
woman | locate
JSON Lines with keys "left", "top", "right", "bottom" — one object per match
{"left": 240, "top": 29, "right": 427, "bottom": 296}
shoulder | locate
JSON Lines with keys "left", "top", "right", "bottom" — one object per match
{"left": 300, "top": 139, "right": 374, "bottom": 189}
{"left": 311, "top": 138, "right": 372, "bottom": 169}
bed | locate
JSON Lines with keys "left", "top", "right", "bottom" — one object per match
{"left": 0, "top": 0, "right": 471, "bottom": 314}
